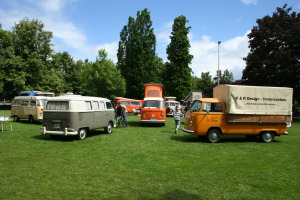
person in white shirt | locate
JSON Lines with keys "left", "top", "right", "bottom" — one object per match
{"left": 173, "top": 106, "right": 181, "bottom": 133}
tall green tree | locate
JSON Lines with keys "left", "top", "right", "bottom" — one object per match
{"left": 164, "top": 15, "right": 193, "bottom": 100}
{"left": 117, "top": 9, "right": 158, "bottom": 99}
{"left": 51, "top": 51, "right": 82, "bottom": 94}
{"left": 1, "top": 18, "right": 53, "bottom": 99}
{"left": 213, "top": 69, "right": 234, "bottom": 83}
{"left": 242, "top": 4, "right": 300, "bottom": 102}
{"left": 82, "top": 49, "right": 126, "bottom": 99}
{"left": 193, "top": 72, "right": 214, "bottom": 97}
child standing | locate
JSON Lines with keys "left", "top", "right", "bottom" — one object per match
{"left": 174, "top": 106, "right": 181, "bottom": 133}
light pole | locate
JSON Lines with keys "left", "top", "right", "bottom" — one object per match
{"left": 218, "top": 41, "right": 221, "bottom": 86}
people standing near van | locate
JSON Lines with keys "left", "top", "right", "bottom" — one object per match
{"left": 121, "top": 103, "right": 128, "bottom": 127}
{"left": 116, "top": 102, "right": 127, "bottom": 127}
{"left": 174, "top": 106, "right": 181, "bottom": 133}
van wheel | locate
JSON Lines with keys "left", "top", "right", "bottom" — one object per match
{"left": 105, "top": 122, "right": 113, "bottom": 134}
{"left": 77, "top": 128, "right": 87, "bottom": 140}
{"left": 29, "top": 115, "right": 34, "bottom": 123}
{"left": 207, "top": 129, "right": 221, "bottom": 143}
{"left": 13, "top": 116, "right": 19, "bottom": 122}
{"left": 260, "top": 132, "right": 274, "bottom": 143}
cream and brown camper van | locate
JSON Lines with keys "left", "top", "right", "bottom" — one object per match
{"left": 41, "top": 95, "right": 114, "bottom": 140}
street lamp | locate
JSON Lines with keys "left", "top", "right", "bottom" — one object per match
{"left": 218, "top": 41, "right": 221, "bottom": 85}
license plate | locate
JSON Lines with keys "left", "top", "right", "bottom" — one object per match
{"left": 150, "top": 118, "right": 157, "bottom": 121}
{"left": 53, "top": 122, "right": 61, "bottom": 129}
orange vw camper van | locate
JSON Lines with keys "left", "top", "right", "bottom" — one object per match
{"left": 140, "top": 83, "right": 166, "bottom": 126}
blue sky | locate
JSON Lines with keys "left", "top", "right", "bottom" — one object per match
{"left": 1, "top": 0, "right": 299, "bottom": 80}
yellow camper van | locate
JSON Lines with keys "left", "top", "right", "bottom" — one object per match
{"left": 11, "top": 96, "right": 50, "bottom": 123}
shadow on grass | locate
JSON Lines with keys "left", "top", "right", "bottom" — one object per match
{"left": 161, "top": 189, "right": 201, "bottom": 200}
{"left": 171, "top": 134, "right": 282, "bottom": 143}
{"left": 32, "top": 129, "right": 107, "bottom": 142}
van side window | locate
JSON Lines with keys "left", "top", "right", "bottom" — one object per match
{"left": 131, "top": 102, "right": 140, "bottom": 106}
{"left": 106, "top": 102, "right": 113, "bottom": 109}
{"left": 92, "top": 101, "right": 100, "bottom": 110}
{"left": 122, "top": 101, "right": 130, "bottom": 105}
{"left": 191, "top": 100, "right": 202, "bottom": 112}
{"left": 14, "top": 100, "right": 21, "bottom": 105}
{"left": 99, "top": 102, "right": 105, "bottom": 110}
{"left": 202, "top": 103, "right": 222, "bottom": 113}
{"left": 46, "top": 101, "right": 69, "bottom": 110}
{"left": 85, "top": 101, "right": 92, "bottom": 110}
{"left": 21, "top": 100, "right": 29, "bottom": 106}
{"left": 31, "top": 101, "right": 36, "bottom": 106}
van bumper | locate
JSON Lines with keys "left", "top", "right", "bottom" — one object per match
{"left": 141, "top": 120, "right": 166, "bottom": 124}
{"left": 182, "top": 127, "right": 194, "bottom": 134}
{"left": 40, "top": 127, "right": 78, "bottom": 136}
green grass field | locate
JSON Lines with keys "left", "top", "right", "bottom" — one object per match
{"left": 0, "top": 110, "right": 299, "bottom": 200}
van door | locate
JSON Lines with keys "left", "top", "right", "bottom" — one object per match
{"left": 93, "top": 101, "right": 107, "bottom": 128}
{"left": 200, "top": 102, "right": 226, "bottom": 133}
{"left": 20, "top": 100, "right": 30, "bottom": 118}
{"left": 27, "top": 99, "right": 37, "bottom": 120}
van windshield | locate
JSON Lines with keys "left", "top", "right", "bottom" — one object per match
{"left": 190, "top": 100, "right": 202, "bottom": 112}
{"left": 142, "top": 101, "right": 164, "bottom": 109}
{"left": 46, "top": 101, "right": 69, "bottom": 110}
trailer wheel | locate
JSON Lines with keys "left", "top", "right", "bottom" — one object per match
{"left": 207, "top": 129, "right": 221, "bottom": 143}
{"left": 260, "top": 132, "right": 274, "bottom": 143}
{"left": 77, "top": 128, "right": 87, "bottom": 140}
{"left": 105, "top": 122, "right": 113, "bottom": 134}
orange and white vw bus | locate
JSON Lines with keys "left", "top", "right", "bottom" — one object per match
{"left": 140, "top": 83, "right": 166, "bottom": 126}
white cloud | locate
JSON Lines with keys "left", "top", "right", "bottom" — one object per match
{"left": 189, "top": 31, "right": 250, "bottom": 80}
{"left": 240, "top": 0, "right": 258, "bottom": 6}
{"left": 156, "top": 21, "right": 172, "bottom": 43}
{"left": 96, "top": 42, "right": 119, "bottom": 63}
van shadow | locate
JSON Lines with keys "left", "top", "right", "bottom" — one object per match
{"left": 128, "top": 121, "right": 165, "bottom": 128}
{"left": 32, "top": 129, "right": 107, "bottom": 142}
{"left": 171, "top": 135, "right": 282, "bottom": 143}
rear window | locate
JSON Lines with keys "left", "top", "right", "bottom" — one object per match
{"left": 46, "top": 101, "right": 69, "bottom": 110}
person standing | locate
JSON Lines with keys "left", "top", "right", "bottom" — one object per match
{"left": 174, "top": 106, "right": 181, "bottom": 133}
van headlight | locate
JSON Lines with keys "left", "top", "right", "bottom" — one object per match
{"left": 189, "top": 121, "right": 193, "bottom": 125}
{"left": 143, "top": 114, "right": 147, "bottom": 117}
{"left": 160, "top": 114, "right": 164, "bottom": 118}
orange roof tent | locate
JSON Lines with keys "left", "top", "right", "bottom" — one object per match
{"left": 144, "top": 83, "right": 163, "bottom": 98}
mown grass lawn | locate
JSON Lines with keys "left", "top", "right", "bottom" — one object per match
{"left": 0, "top": 109, "right": 299, "bottom": 200}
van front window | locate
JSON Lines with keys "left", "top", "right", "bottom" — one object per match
{"left": 190, "top": 100, "right": 202, "bottom": 112}
{"left": 46, "top": 101, "right": 69, "bottom": 110}
{"left": 142, "top": 101, "right": 164, "bottom": 109}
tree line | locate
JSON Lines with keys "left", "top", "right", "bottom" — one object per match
{"left": 0, "top": 4, "right": 299, "bottom": 103}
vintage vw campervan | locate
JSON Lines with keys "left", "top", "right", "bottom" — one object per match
{"left": 41, "top": 95, "right": 115, "bottom": 140}
{"left": 11, "top": 96, "right": 50, "bottom": 122}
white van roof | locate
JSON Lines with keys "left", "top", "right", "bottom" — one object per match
{"left": 47, "top": 95, "right": 110, "bottom": 102}
{"left": 14, "top": 96, "right": 51, "bottom": 100}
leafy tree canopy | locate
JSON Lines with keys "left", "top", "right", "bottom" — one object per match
{"left": 242, "top": 4, "right": 300, "bottom": 102}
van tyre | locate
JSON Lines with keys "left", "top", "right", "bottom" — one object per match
{"left": 105, "top": 122, "right": 113, "bottom": 134}
{"left": 260, "top": 132, "right": 274, "bottom": 143}
{"left": 13, "top": 116, "right": 19, "bottom": 122}
{"left": 77, "top": 128, "right": 87, "bottom": 140}
{"left": 207, "top": 129, "right": 221, "bottom": 143}
{"left": 29, "top": 115, "right": 34, "bottom": 123}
